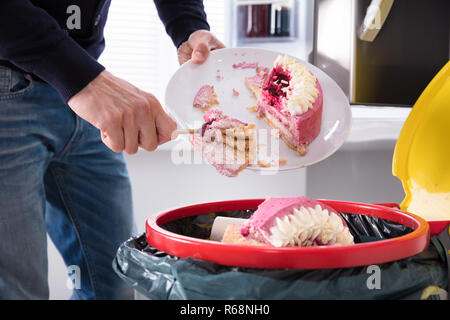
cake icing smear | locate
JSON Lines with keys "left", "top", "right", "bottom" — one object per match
{"left": 191, "top": 110, "right": 256, "bottom": 177}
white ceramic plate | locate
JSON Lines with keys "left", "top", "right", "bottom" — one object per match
{"left": 164, "top": 47, "right": 351, "bottom": 172}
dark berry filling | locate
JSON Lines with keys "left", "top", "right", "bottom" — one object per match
{"left": 263, "top": 66, "right": 291, "bottom": 109}
{"left": 201, "top": 120, "right": 214, "bottom": 137}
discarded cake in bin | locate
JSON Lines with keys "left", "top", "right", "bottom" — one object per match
{"left": 221, "top": 224, "right": 266, "bottom": 246}
{"left": 193, "top": 84, "right": 219, "bottom": 113}
{"left": 191, "top": 109, "right": 256, "bottom": 177}
{"left": 234, "top": 197, "right": 354, "bottom": 247}
{"left": 256, "top": 55, "right": 323, "bottom": 156}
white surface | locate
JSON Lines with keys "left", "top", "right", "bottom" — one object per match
{"left": 165, "top": 47, "right": 352, "bottom": 172}
{"left": 345, "top": 105, "right": 411, "bottom": 144}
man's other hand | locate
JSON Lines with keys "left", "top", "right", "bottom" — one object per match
{"left": 67, "top": 70, "right": 178, "bottom": 154}
{"left": 178, "top": 30, "right": 225, "bottom": 65}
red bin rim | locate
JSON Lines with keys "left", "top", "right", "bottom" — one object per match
{"left": 145, "top": 199, "right": 430, "bottom": 269}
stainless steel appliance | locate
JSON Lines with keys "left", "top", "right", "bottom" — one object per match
{"left": 314, "top": 0, "right": 450, "bottom": 106}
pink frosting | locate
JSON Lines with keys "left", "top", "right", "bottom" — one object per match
{"left": 240, "top": 197, "right": 346, "bottom": 244}
{"left": 245, "top": 69, "right": 269, "bottom": 88}
{"left": 257, "top": 73, "right": 323, "bottom": 147}
{"left": 193, "top": 85, "right": 214, "bottom": 108}
{"left": 191, "top": 110, "right": 249, "bottom": 177}
{"left": 232, "top": 61, "right": 259, "bottom": 69}
{"left": 203, "top": 109, "right": 246, "bottom": 130}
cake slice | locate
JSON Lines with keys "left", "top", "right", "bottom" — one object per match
{"left": 257, "top": 55, "right": 323, "bottom": 155}
{"left": 191, "top": 110, "right": 256, "bottom": 177}
{"left": 221, "top": 224, "right": 266, "bottom": 246}
{"left": 193, "top": 84, "right": 219, "bottom": 113}
{"left": 245, "top": 67, "right": 269, "bottom": 98}
{"left": 240, "top": 197, "right": 354, "bottom": 247}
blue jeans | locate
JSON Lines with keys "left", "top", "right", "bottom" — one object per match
{"left": 0, "top": 66, "right": 136, "bottom": 299}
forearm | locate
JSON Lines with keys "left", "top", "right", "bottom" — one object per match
{"left": 0, "top": 0, "right": 104, "bottom": 102}
{"left": 153, "top": 0, "right": 210, "bottom": 48}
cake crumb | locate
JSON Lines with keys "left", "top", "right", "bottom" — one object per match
{"left": 246, "top": 104, "right": 258, "bottom": 112}
{"left": 232, "top": 61, "right": 259, "bottom": 69}
{"left": 297, "top": 144, "right": 307, "bottom": 156}
{"left": 193, "top": 85, "right": 220, "bottom": 113}
{"left": 232, "top": 88, "right": 239, "bottom": 96}
{"left": 256, "top": 66, "right": 269, "bottom": 74}
{"left": 221, "top": 225, "right": 265, "bottom": 246}
{"left": 278, "top": 158, "right": 287, "bottom": 166}
{"left": 257, "top": 160, "right": 271, "bottom": 168}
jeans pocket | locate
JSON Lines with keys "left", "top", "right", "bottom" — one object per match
{"left": 0, "top": 66, "right": 34, "bottom": 100}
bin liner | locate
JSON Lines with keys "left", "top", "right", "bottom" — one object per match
{"left": 113, "top": 210, "right": 449, "bottom": 300}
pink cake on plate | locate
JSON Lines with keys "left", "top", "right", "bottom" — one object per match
{"left": 191, "top": 110, "right": 256, "bottom": 177}
{"left": 257, "top": 55, "right": 323, "bottom": 155}
{"left": 245, "top": 66, "right": 269, "bottom": 98}
{"left": 240, "top": 197, "right": 354, "bottom": 247}
{"left": 193, "top": 85, "right": 219, "bottom": 113}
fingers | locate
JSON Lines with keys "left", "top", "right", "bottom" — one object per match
{"left": 210, "top": 37, "right": 226, "bottom": 50}
{"left": 155, "top": 112, "right": 178, "bottom": 145}
{"left": 189, "top": 30, "right": 226, "bottom": 64}
{"left": 177, "top": 41, "right": 192, "bottom": 65}
{"left": 122, "top": 108, "right": 139, "bottom": 154}
{"left": 178, "top": 31, "right": 226, "bottom": 65}
{"left": 136, "top": 99, "right": 159, "bottom": 152}
{"left": 191, "top": 41, "right": 210, "bottom": 64}
{"left": 145, "top": 94, "right": 178, "bottom": 145}
{"left": 68, "top": 70, "right": 176, "bottom": 155}
{"left": 100, "top": 126, "right": 125, "bottom": 154}
{"left": 98, "top": 98, "right": 158, "bottom": 154}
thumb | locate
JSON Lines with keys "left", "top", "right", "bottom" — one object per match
{"left": 191, "top": 42, "right": 210, "bottom": 64}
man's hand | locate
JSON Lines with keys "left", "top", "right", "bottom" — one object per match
{"left": 67, "top": 70, "right": 177, "bottom": 154}
{"left": 178, "top": 30, "right": 225, "bottom": 65}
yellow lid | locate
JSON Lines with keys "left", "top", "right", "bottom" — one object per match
{"left": 393, "top": 61, "right": 450, "bottom": 221}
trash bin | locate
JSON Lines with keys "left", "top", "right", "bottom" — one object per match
{"left": 113, "top": 200, "right": 449, "bottom": 300}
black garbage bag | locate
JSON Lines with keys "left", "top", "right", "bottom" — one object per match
{"left": 113, "top": 210, "right": 449, "bottom": 300}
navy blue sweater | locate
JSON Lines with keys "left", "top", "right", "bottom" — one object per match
{"left": 0, "top": 0, "right": 210, "bottom": 102}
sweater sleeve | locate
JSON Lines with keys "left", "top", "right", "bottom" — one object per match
{"left": 153, "top": 0, "right": 211, "bottom": 48}
{"left": 0, "top": 0, "right": 105, "bottom": 102}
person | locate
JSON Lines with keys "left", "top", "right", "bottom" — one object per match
{"left": 0, "top": 0, "right": 224, "bottom": 299}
